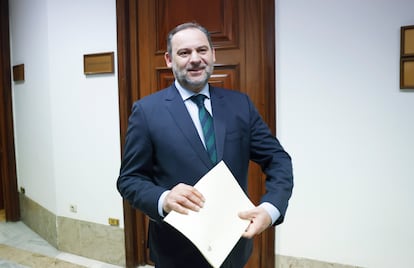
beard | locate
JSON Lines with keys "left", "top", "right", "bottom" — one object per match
{"left": 172, "top": 63, "right": 214, "bottom": 92}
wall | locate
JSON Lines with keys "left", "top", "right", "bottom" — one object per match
{"left": 10, "top": 0, "right": 123, "bottom": 227}
{"left": 10, "top": 0, "right": 57, "bottom": 214}
{"left": 275, "top": 0, "right": 414, "bottom": 267}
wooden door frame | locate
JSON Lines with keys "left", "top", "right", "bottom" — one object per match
{"left": 116, "top": 0, "right": 276, "bottom": 267}
{"left": 0, "top": 0, "right": 20, "bottom": 222}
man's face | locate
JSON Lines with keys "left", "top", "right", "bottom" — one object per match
{"left": 165, "top": 28, "right": 216, "bottom": 93}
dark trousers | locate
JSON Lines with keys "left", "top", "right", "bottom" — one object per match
{"left": 149, "top": 221, "right": 252, "bottom": 268}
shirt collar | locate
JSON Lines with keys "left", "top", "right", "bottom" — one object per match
{"left": 174, "top": 80, "right": 210, "bottom": 101}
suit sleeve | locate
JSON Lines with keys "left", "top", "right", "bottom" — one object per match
{"left": 247, "top": 96, "right": 294, "bottom": 225}
{"left": 117, "top": 101, "right": 165, "bottom": 222}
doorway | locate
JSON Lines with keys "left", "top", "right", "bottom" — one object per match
{"left": 0, "top": 0, "right": 20, "bottom": 222}
{"left": 116, "top": 0, "right": 276, "bottom": 267}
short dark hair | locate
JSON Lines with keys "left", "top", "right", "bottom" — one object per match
{"left": 166, "top": 22, "right": 213, "bottom": 55}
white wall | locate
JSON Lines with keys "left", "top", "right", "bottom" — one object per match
{"left": 10, "top": 0, "right": 123, "bottom": 226}
{"left": 10, "top": 0, "right": 57, "bottom": 213}
{"left": 276, "top": 0, "right": 414, "bottom": 267}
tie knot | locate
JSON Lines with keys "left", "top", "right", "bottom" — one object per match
{"left": 191, "top": 94, "right": 206, "bottom": 108}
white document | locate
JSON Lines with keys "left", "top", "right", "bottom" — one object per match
{"left": 164, "top": 161, "right": 255, "bottom": 268}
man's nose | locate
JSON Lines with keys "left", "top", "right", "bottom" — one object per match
{"left": 190, "top": 51, "right": 201, "bottom": 62}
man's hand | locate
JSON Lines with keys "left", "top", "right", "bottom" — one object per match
{"left": 238, "top": 206, "right": 272, "bottom": 239}
{"left": 163, "top": 183, "right": 205, "bottom": 215}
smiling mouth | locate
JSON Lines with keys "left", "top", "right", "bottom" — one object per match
{"left": 188, "top": 68, "right": 204, "bottom": 75}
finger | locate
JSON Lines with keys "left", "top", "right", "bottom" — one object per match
{"left": 239, "top": 210, "right": 255, "bottom": 238}
{"left": 242, "top": 220, "right": 256, "bottom": 239}
{"left": 163, "top": 190, "right": 189, "bottom": 214}
{"left": 177, "top": 194, "right": 203, "bottom": 212}
{"left": 238, "top": 210, "right": 253, "bottom": 220}
{"left": 168, "top": 198, "right": 190, "bottom": 214}
{"left": 164, "top": 184, "right": 205, "bottom": 214}
{"left": 239, "top": 207, "right": 272, "bottom": 238}
{"left": 186, "top": 185, "right": 205, "bottom": 202}
{"left": 184, "top": 189, "right": 205, "bottom": 208}
{"left": 173, "top": 186, "right": 204, "bottom": 211}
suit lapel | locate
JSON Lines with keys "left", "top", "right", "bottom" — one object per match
{"left": 209, "top": 86, "right": 226, "bottom": 162}
{"left": 164, "top": 85, "right": 213, "bottom": 168}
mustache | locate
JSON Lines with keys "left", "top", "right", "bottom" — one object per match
{"left": 187, "top": 63, "right": 206, "bottom": 71}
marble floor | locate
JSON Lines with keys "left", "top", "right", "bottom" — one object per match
{"left": 0, "top": 212, "right": 153, "bottom": 268}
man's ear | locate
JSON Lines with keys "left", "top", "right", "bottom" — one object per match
{"left": 164, "top": 52, "right": 172, "bottom": 67}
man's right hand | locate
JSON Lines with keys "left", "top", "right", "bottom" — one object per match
{"left": 163, "top": 183, "right": 205, "bottom": 214}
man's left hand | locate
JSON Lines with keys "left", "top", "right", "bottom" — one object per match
{"left": 238, "top": 206, "right": 272, "bottom": 239}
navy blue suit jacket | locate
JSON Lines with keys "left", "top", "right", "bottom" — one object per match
{"left": 117, "top": 84, "right": 293, "bottom": 267}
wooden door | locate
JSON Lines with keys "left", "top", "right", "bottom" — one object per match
{"left": 0, "top": 0, "right": 20, "bottom": 222}
{"left": 116, "top": 0, "right": 276, "bottom": 267}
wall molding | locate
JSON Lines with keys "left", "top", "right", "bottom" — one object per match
{"left": 19, "top": 194, "right": 125, "bottom": 266}
{"left": 276, "top": 254, "right": 364, "bottom": 268}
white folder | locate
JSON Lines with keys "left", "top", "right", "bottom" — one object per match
{"left": 164, "top": 161, "right": 254, "bottom": 268}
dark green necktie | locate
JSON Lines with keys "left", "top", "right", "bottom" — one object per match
{"left": 191, "top": 94, "right": 217, "bottom": 164}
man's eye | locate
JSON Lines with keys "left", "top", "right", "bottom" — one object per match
{"left": 178, "top": 51, "right": 189, "bottom": 57}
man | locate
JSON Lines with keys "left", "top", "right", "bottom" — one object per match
{"left": 117, "top": 22, "right": 293, "bottom": 267}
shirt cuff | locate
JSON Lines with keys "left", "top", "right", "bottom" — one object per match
{"left": 158, "top": 190, "right": 170, "bottom": 217}
{"left": 259, "top": 202, "right": 281, "bottom": 225}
